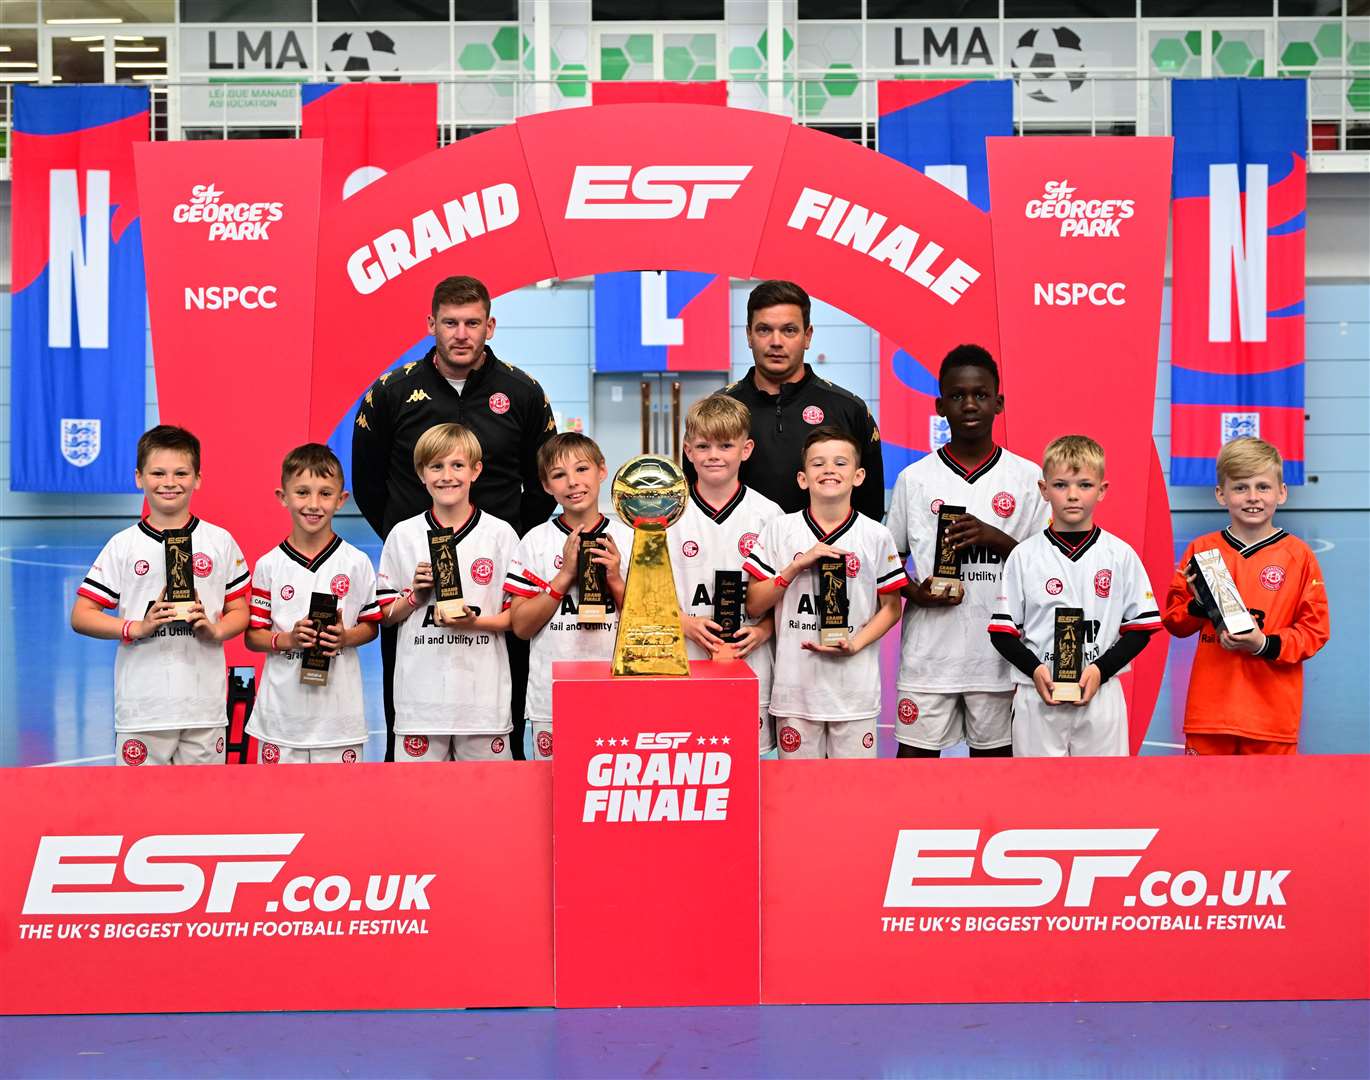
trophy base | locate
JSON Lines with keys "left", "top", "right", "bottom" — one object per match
{"left": 578, "top": 604, "right": 607, "bottom": 625}
{"left": 1052, "top": 682, "right": 1082, "bottom": 703}
{"left": 819, "top": 627, "right": 850, "bottom": 647}
{"left": 435, "top": 597, "right": 468, "bottom": 620}
{"left": 1219, "top": 614, "right": 1257, "bottom": 636}
{"left": 169, "top": 600, "right": 196, "bottom": 622}
{"left": 929, "top": 577, "right": 963, "bottom": 600}
{"left": 300, "top": 666, "right": 330, "bottom": 687}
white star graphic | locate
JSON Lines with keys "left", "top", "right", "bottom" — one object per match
{"left": 722, "top": 736, "right": 731, "bottom": 745}
{"left": 595, "top": 738, "right": 604, "bottom": 747}
{"left": 697, "top": 736, "right": 707, "bottom": 745}
{"left": 710, "top": 736, "right": 719, "bottom": 745}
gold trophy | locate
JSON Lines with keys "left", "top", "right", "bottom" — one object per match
{"left": 930, "top": 504, "right": 966, "bottom": 599}
{"left": 610, "top": 455, "right": 690, "bottom": 677}
{"left": 1051, "top": 607, "right": 1085, "bottom": 703}
{"left": 817, "top": 557, "right": 850, "bottom": 647}
{"left": 163, "top": 527, "right": 197, "bottom": 621}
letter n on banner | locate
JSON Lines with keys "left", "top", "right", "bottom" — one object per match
{"left": 10, "top": 86, "right": 148, "bottom": 492}
{"left": 1170, "top": 80, "right": 1307, "bottom": 485}
{"left": 875, "top": 81, "right": 1012, "bottom": 483}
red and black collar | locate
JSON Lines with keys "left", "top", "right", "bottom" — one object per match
{"left": 553, "top": 513, "right": 609, "bottom": 539}
{"left": 426, "top": 507, "right": 482, "bottom": 545}
{"left": 279, "top": 533, "right": 343, "bottom": 572}
{"left": 1044, "top": 525, "right": 1101, "bottom": 562}
{"left": 937, "top": 445, "right": 1002, "bottom": 484}
{"left": 690, "top": 484, "right": 746, "bottom": 524}
{"left": 803, "top": 507, "right": 857, "bottom": 544}
{"left": 138, "top": 515, "right": 199, "bottom": 541}
{"left": 1221, "top": 528, "right": 1287, "bottom": 559}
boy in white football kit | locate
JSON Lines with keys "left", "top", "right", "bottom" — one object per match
{"left": 505, "top": 433, "right": 629, "bottom": 760}
{"left": 71, "top": 425, "right": 250, "bottom": 766}
{"left": 745, "top": 427, "right": 908, "bottom": 759}
{"left": 380, "top": 424, "right": 520, "bottom": 762}
{"left": 670, "top": 397, "right": 784, "bottom": 753}
{"left": 886, "top": 346, "right": 1049, "bottom": 757}
{"left": 988, "top": 436, "right": 1161, "bottom": 756}
{"left": 245, "top": 444, "right": 382, "bottom": 763}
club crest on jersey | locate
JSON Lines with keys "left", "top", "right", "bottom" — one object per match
{"left": 779, "top": 725, "right": 802, "bottom": 753}
{"left": 121, "top": 739, "right": 148, "bottom": 766}
{"left": 342, "top": 748, "right": 358, "bottom": 763}
{"left": 60, "top": 418, "right": 101, "bottom": 468}
{"left": 536, "top": 730, "right": 553, "bottom": 758}
{"left": 216, "top": 736, "right": 225, "bottom": 754}
{"left": 1260, "top": 565, "right": 1286, "bottom": 591}
{"left": 403, "top": 735, "right": 429, "bottom": 758}
{"left": 897, "top": 698, "right": 918, "bottom": 724}
{"left": 134, "top": 560, "right": 150, "bottom": 576}
{"left": 1045, "top": 577, "right": 1064, "bottom": 595}
{"left": 682, "top": 540, "right": 700, "bottom": 558}
{"left": 862, "top": 731, "right": 875, "bottom": 749}
{"left": 489, "top": 392, "right": 511, "bottom": 415}
{"left": 192, "top": 552, "right": 214, "bottom": 578}
{"left": 471, "top": 558, "right": 495, "bottom": 585}
{"left": 491, "top": 737, "right": 505, "bottom": 755}
{"left": 1185, "top": 745, "right": 1200, "bottom": 756}
{"left": 845, "top": 553, "right": 860, "bottom": 577}
{"left": 930, "top": 498, "right": 944, "bottom": 515}
{"left": 992, "top": 492, "right": 1016, "bottom": 518}
{"left": 261, "top": 742, "right": 281, "bottom": 764}
{"left": 281, "top": 584, "right": 295, "bottom": 600}
{"left": 1094, "top": 569, "right": 1112, "bottom": 598}
{"left": 554, "top": 554, "right": 564, "bottom": 569}
{"left": 802, "top": 405, "right": 824, "bottom": 425}
{"left": 331, "top": 574, "right": 351, "bottom": 598}
{"left": 738, "top": 532, "right": 759, "bottom": 558}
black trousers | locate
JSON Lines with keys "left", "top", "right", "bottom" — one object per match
{"left": 381, "top": 623, "right": 530, "bottom": 762}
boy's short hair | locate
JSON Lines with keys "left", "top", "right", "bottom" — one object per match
{"left": 280, "top": 443, "right": 343, "bottom": 488}
{"left": 137, "top": 425, "right": 201, "bottom": 474}
{"left": 747, "top": 280, "right": 811, "bottom": 329}
{"left": 685, "top": 396, "right": 752, "bottom": 444}
{"left": 413, "top": 423, "right": 483, "bottom": 475}
{"left": 939, "top": 343, "right": 1000, "bottom": 393}
{"left": 802, "top": 425, "right": 862, "bottom": 466}
{"left": 537, "top": 432, "right": 605, "bottom": 483}
{"left": 1042, "top": 435, "right": 1106, "bottom": 478}
{"left": 1216, "top": 437, "right": 1284, "bottom": 485}
{"left": 431, "top": 275, "right": 491, "bottom": 317}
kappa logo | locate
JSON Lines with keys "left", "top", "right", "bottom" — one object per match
{"left": 489, "top": 392, "right": 511, "bottom": 415}
{"left": 845, "top": 552, "right": 861, "bottom": 578}
{"left": 331, "top": 574, "right": 351, "bottom": 598}
{"left": 897, "top": 698, "right": 918, "bottom": 725}
{"left": 1259, "top": 565, "right": 1286, "bottom": 591}
{"left": 992, "top": 492, "right": 1016, "bottom": 518}
{"left": 281, "top": 584, "right": 295, "bottom": 600}
{"left": 1046, "top": 577, "right": 1064, "bottom": 596}
{"left": 738, "top": 532, "right": 759, "bottom": 558}
{"left": 172, "top": 183, "right": 284, "bottom": 241}
{"left": 682, "top": 540, "right": 700, "bottom": 558}
{"left": 1094, "top": 569, "right": 1112, "bottom": 598}
{"left": 405, "top": 390, "right": 432, "bottom": 405}
{"left": 779, "top": 725, "right": 802, "bottom": 754}
{"left": 121, "top": 739, "right": 148, "bottom": 766}
{"left": 1024, "top": 180, "right": 1136, "bottom": 238}
{"left": 261, "top": 742, "right": 281, "bottom": 764}
{"left": 355, "top": 412, "right": 371, "bottom": 430}
{"left": 802, "top": 405, "right": 825, "bottom": 425}
{"left": 192, "top": 552, "right": 214, "bottom": 578}
{"left": 134, "top": 560, "right": 150, "bottom": 577}
{"left": 403, "top": 736, "right": 429, "bottom": 758}
{"left": 470, "top": 558, "right": 495, "bottom": 586}
{"left": 565, "top": 165, "right": 752, "bottom": 220}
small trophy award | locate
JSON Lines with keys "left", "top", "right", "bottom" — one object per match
{"left": 1189, "top": 549, "right": 1256, "bottom": 635}
{"left": 1051, "top": 606, "right": 1085, "bottom": 703}
{"left": 577, "top": 535, "right": 609, "bottom": 625}
{"left": 930, "top": 504, "right": 966, "bottom": 599}
{"left": 713, "top": 570, "right": 745, "bottom": 661}
{"left": 162, "top": 527, "right": 197, "bottom": 621}
{"left": 427, "top": 526, "right": 467, "bottom": 621}
{"left": 817, "top": 556, "right": 850, "bottom": 647}
{"left": 300, "top": 591, "right": 339, "bottom": 687}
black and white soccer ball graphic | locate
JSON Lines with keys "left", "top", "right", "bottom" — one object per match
{"left": 1010, "top": 26, "right": 1086, "bottom": 104}
{"left": 325, "top": 30, "right": 402, "bottom": 83}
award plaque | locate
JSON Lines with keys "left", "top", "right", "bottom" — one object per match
{"left": 610, "top": 455, "right": 690, "bottom": 676}
{"left": 817, "top": 556, "right": 850, "bottom": 647}
{"left": 577, "top": 535, "right": 609, "bottom": 625}
{"left": 1051, "top": 606, "right": 1085, "bottom": 703}
{"left": 930, "top": 504, "right": 966, "bottom": 599}
{"left": 300, "top": 591, "right": 339, "bottom": 687}
{"left": 1190, "top": 549, "right": 1256, "bottom": 635}
{"left": 162, "top": 527, "right": 197, "bottom": 621}
{"left": 427, "top": 527, "right": 467, "bottom": 620}
{"left": 712, "top": 570, "right": 745, "bottom": 661}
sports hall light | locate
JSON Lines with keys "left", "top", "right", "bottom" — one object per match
{"left": 115, "top": 61, "right": 166, "bottom": 68}
{"left": 46, "top": 17, "right": 124, "bottom": 23}
{"left": 0, "top": 62, "right": 40, "bottom": 68}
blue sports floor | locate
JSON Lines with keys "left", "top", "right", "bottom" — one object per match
{"left": 1, "top": 510, "right": 1366, "bottom": 1078}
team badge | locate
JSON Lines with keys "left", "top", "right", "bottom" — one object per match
{"left": 554, "top": 554, "right": 564, "bottom": 569}
{"left": 60, "top": 418, "right": 102, "bottom": 468}
{"left": 471, "top": 558, "right": 495, "bottom": 585}
{"left": 192, "top": 552, "right": 214, "bottom": 578}
{"left": 779, "top": 725, "right": 802, "bottom": 753}
{"left": 738, "top": 532, "right": 759, "bottom": 558}
{"left": 845, "top": 553, "right": 860, "bottom": 577}
{"left": 331, "top": 574, "right": 351, "bottom": 598}
{"left": 536, "top": 731, "right": 553, "bottom": 758}
{"left": 862, "top": 732, "right": 875, "bottom": 749}
{"left": 1185, "top": 745, "right": 1200, "bottom": 756}
{"left": 489, "top": 392, "right": 511, "bottom": 415}
{"left": 281, "top": 584, "right": 295, "bottom": 600}
{"left": 930, "top": 498, "right": 944, "bottom": 515}
{"left": 1260, "top": 565, "right": 1285, "bottom": 591}
{"left": 121, "top": 739, "right": 148, "bottom": 766}
{"left": 134, "top": 560, "right": 150, "bottom": 577}
{"left": 491, "top": 737, "right": 506, "bottom": 755}
{"left": 1046, "top": 578, "right": 1064, "bottom": 596}
{"left": 992, "top": 492, "right": 1016, "bottom": 518}
{"left": 341, "top": 748, "right": 358, "bottom": 763}
{"left": 802, "top": 405, "right": 824, "bottom": 425}
{"left": 215, "top": 736, "right": 225, "bottom": 754}
{"left": 897, "top": 698, "right": 918, "bottom": 725}
{"left": 1094, "top": 569, "right": 1112, "bottom": 598}
{"left": 682, "top": 541, "right": 700, "bottom": 558}
{"left": 403, "top": 735, "right": 429, "bottom": 758}
{"left": 261, "top": 742, "right": 280, "bottom": 764}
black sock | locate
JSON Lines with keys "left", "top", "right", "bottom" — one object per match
{"left": 969, "top": 744, "right": 1013, "bottom": 758}
{"left": 897, "top": 743, "right": 941, "bottom": 758}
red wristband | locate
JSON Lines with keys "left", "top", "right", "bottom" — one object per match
{"left": 547, "top": 585, "right": 566, "bottom": 602}
{"left": 121, "top": 619, "right": 134, "bottom": 644}
{"left": 270, "top": 631, "right": 280, "bottom": 652}
{"left": 407, "top": 591, "right": 420, "bottom": 608}
{"left": 774, "top": 574, "right": 790, "bottom": 589}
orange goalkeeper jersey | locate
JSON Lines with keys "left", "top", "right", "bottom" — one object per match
{"left": 1163, "top": 528, "right": 1329, "bottom": 743}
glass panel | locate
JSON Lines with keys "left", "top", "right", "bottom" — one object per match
{"left": 592, "top": 0, "right": 724, "bottom": 18}
{"left": 800, "top": 0, "right": 859, "bottom": 17}
{"left": 599, "top": 30, "right": 654, "bottom": 79}
{"left": 2, "top": 4, "right": 39, "bottom": 24}
{"left": 1142, "top": 0, "right": 1272, "bottom": 15}
{"left": 316, "top": 0, "right": 451, "bottom": 19}
{"left": 321, "top": 25, "right": 451, "bottom": 78}
{"left": 38, "top": 0, "right": 175, "bottom": 23}
{"left": 0, "top": 27, "right": 40, "bottom": 84}
{"left": 1008, "top": 21, "right": 1137, "bottom": 123}
{"left": 181, "top": 1, "right": 312, "bottom": 22}
{"left": 662, "top": 30, "right": 716, "bottom": 80}
{"left": 452, "top": 0, "right": 520, "bottom": 18}
{"left": 111, "top": 34, "right": 167, "bottom": 83}
{"left": 863, "top": 21, "right": 998, "bottom": 72}
{"left": 868, "top": 0, "right": 999, "bottom": 17}
{"left": 1278, "top": 0, "right": 1342, "bottom": 12}
{"left": 1004, "top": 0, "right": 1137, "bottom": 14}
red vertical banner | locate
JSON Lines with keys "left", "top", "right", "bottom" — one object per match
{"left": 135, "top": 140, "right": 323, "bottom": 658}
{"left": 987, "top": 138, "right": 1173, "bottom": 751}
{"left": 551, "top": 661, "right": 760, "bottom": 1007}
{"left": 301, "top": 82, "right": 438, "bottom": 207}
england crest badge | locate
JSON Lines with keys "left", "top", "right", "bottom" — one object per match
{"left": 1220, "top": 412, "right": 1259, "bottom": 444}
{"left": 929, "top": 415, "right": 951, "bottom": 450}
{"left": 61, "top": 418, "right": 101, "bottom": 467}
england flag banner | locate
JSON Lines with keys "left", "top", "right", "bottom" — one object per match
{"left": 1170, "top": 80, "right": 1307, "bottom": 485}
{"left": 875, "top": 81, "right": 1012, "bottom": 482}
{"left": 10, "top": 86, "right": 149, "bottom": 493}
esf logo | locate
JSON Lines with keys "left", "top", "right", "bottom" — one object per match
{"left": 184, "top": 285, "right": 279, "bottom": 311}
{"left": 583, "top": 733, "right": 732, "bottom": 823}
{"left": 1024, "top": 180, "right": 1135, "bottom": 238}
{"left": 1032, "top": 282, "right": 1126, "bottom": 307}
{"left": 565, "top": 165, "right": 752, "bottom": 220}
{"left": 172, "top": 184, "right": 284, "bottom": 241}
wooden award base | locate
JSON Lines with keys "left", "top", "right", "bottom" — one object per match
{"left": 1052, "top": 681, "right": 1082, "bottom": 703}
{"left": 929, "top": 578, "right": 964, "bottom": 600}
{"left": 820, "top": 627, "right": 850, "bottom": 647}
{"left": 169, "top": 600, "right": 197, "bottom": 622}
{"left": 577, "top": 604, "right": 607, "bottom": 625}
{"left": 435, "top": 597, "right": 468, "bottom": 621}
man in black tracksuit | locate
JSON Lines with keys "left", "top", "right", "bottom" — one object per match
{"left": 352, "top": 275, "right": 556, "bottom": 760}
{"left": 689, "top": 280, "right": 883, "bottom": 519}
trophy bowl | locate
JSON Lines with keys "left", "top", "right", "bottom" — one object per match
{"left": 611, "top": 455, "right": 688, "bottom": 533}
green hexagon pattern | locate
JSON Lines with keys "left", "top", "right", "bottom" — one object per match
{"left": 600, "top": 46, "right": 629, "bottom": 81}
{"left": 556, "top": 62, "right": 587, "bottom": 98}
{"left": 1349, "top": 41, "right": 1370, "bottom": 68}
{"left": 823, "top": 63, "right": 857, "bottom": 97}
{"left": 1281, "top": 41, "right": 1319, "bottom": 69}
{"left": 663, "top": 45, "right": 693, "bottom": 81}
{"left": 1214, "top": 40, "right": 1254, "bottom": 76}
{"left": 730, "top": 45, "right": 763, "bottom": 80}
{"left": 458, "top": 43, "right": 496, "bottom": 72}
{"left": 1313, "top": 23, "right": 1344, "bottom": 60}
{"left": 491, "top": 26, "right": 523, "bottom": 63}
{"left": 625, "top": 34, "right": 653, "bottom": 64}
{"left": 757, "top": 28, "right": 794, "bottom": 62}
{"left": 1350, "top": 78, "right": 1370, "bottom": 112}
{"left": 1151, "top": 39, "right": 1189, "bottom": 73}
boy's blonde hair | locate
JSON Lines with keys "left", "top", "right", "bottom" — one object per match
{"left": 1216, "top": 436, "right": 1283, "bottom": 485}
{"left": 536, "top": 432, "right": 605, "bottom": 484}
{"left": 685, "top": 395, "right": 752, "bottom": 444}
{"left": 1042, "top": 435, "right": 1106, "bottom": 478}
{"left": 413, "top": 423, "right": 482, "bottom": 475}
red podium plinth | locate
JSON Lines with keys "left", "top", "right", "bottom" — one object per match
{"left": 551, "top": 660, "right": 760, "bottom": 1007}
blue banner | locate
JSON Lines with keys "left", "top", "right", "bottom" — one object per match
{"left": 593, "top": 271, "right": 729, "bottom": 373}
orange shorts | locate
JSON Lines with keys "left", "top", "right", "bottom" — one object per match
{"left": 1185, "top": 733, "right": 1297, "bottom": 756}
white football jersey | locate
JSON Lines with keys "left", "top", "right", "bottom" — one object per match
{"left": 743, "top": 508, "right": 908, "bottom": 722}
{"left": 78, "top": 516, "right": 249, "bottom": 732}
{"left": 669, "top": 484, "right": 784, "bottom": 709}
{"left": 886, "top": 445, "right": 1050, "bottom": 692}
{"left": 379, "top": 508, "right": 519, "bottom": 734}
{"left": 504, "top": 513, "right": 633, "bottom": 725}
{"left": 989, "top": 527, "right": 1162, "bottom": 686}
{"left": 246, "top": 536, "right": 382, "bottom": 748}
